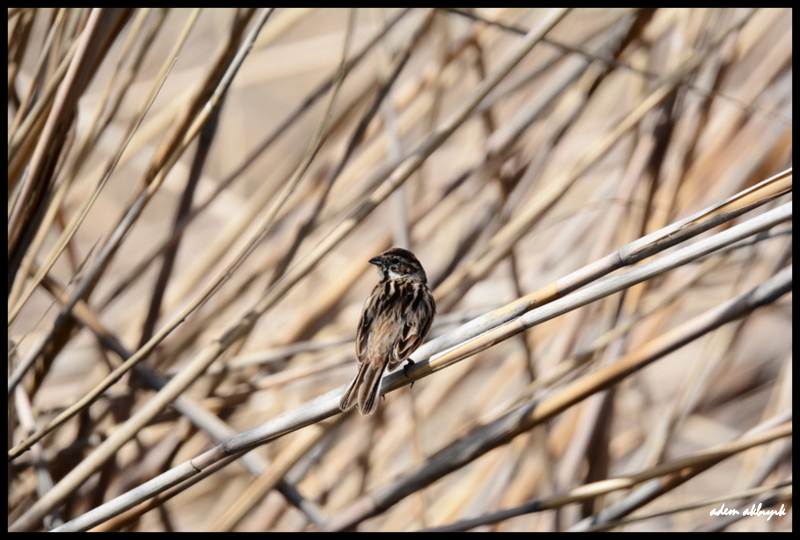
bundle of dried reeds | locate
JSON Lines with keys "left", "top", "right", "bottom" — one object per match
{"left": 8, "top": 8, "right": 791, "bottom": 532}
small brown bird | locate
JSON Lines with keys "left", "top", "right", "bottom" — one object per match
{"left": 339, "top": 247, "right": 436, "bottom": 415}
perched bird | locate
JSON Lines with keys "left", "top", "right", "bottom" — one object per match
{"left": 339, "top": 247, "right": 435, "bottom": 415}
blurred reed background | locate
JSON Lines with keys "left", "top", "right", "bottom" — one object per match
{"left": 7, "top": 8, "right": 792, "bottom": 532}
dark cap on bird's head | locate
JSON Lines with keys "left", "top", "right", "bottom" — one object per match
{"left": 369, "top": 247, "right": 427, "bottom": 282}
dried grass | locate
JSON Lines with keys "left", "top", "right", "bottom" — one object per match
{"left": 8, "top": 8, "right": 792, "bottom": 532}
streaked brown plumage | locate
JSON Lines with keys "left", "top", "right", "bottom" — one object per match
{"left": 339, "top": 247, "right": 436, "bottom": 415}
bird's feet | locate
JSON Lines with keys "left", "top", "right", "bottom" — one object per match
{"left": 404, "top": 359, "right": 415, "bottom": 388}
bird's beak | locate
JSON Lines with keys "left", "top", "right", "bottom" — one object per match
{"left": 369, "top": 255, "right": 382, "bottom": 266}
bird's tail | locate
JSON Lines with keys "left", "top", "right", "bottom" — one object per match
{"left": 339, "top": 359, "right": 385, "bottom": 415}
